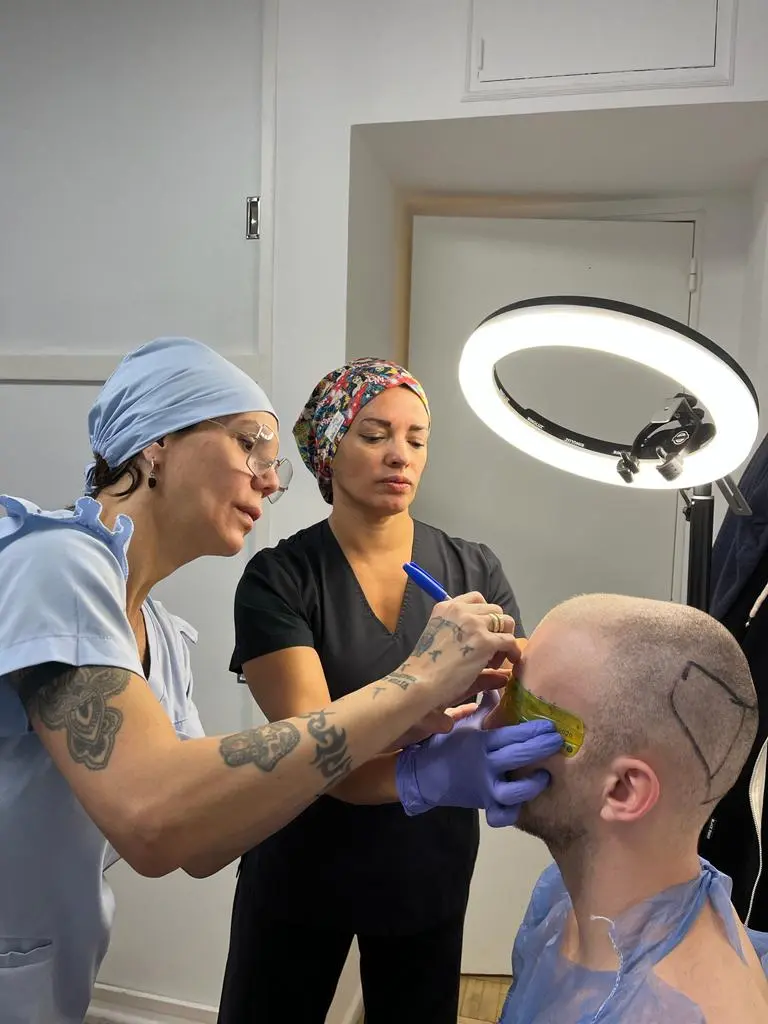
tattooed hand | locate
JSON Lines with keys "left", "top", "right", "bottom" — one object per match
{"left": 384, "top": 593, "right": 522, "bottom": 710}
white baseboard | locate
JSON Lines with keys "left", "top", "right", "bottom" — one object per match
{"left": 86, "top": 983, "right": 217, "bottom": 1024}
{"left": 87, "top": 982, "right": 363, "bottom": 1024}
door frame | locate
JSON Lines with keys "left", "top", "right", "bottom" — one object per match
{"left": 396, "top": 193, "right": 706, "bottom": 604}
{"left": 394, "top": 192, "right": 704, "bottom": 364}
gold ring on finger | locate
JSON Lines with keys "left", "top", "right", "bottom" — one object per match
{"left": 489, "top": 612, "right": 503, "bottom": 633}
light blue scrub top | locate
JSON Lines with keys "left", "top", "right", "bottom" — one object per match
{"left": 500, "top": 858, "right": 768, "bottom": 1023}
{"left": 0, "top": 495, "right": 204, "bottom": 1024}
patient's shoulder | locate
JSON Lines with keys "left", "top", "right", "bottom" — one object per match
{"left": 654, "top": 900, "right": 768, "bottom": 1022}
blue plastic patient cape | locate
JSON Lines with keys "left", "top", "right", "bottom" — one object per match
{"left": 499, "top": 859, "right": 768, "bottom": 1023}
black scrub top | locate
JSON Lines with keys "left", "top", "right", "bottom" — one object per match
{"left": 230, "top": 518, "right": 523, "bottom": 935}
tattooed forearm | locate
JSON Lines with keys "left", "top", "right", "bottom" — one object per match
{"left": 219, "top": 721, "right": 300, "bottom": 772}
{"left": 10, "top": 663, "right": 130, "bottom": 771}
{"left": 385, "top": 670, "right": 418, "bottom": 692}
{"left": 218, "top": 712, "right": 351, "bottom": 786}
{"left": 298, "top": 710, "right": 352, "bottom": 786}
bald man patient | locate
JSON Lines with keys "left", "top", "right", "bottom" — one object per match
{"left": 493, "top": 595, "right": 768, "bottom": 1024}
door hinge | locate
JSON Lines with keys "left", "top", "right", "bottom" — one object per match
{"left": 245, "top": 196, "right": 260, "bottom": 240}
{"left": 688, "top": 258, "right": 698, "bottom": 293}
{"left": 477, "top": 37, "right": 485, "bottom": 72}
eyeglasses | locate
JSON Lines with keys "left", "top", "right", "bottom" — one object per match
{"left": 205, "top": 419, "right": 293, "bottom": 504}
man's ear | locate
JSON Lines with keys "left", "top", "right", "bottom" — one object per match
{"left": 599, "top": 757, "right": 660, "bottom": 824}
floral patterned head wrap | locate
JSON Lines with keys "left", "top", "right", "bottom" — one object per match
{"left": 293, "top": 357, "right": 430, "bottom": 503}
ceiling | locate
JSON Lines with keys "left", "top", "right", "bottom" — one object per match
{"left": 356, "top": 100, "right": 768, "bottom": 195}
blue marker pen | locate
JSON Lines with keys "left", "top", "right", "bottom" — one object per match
{"left": 403, "top": 561, "right": 451, "bottom": 602}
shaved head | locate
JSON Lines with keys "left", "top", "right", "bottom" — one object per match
{"left": 515, "top": 594, "right": 758, "bottom": 852}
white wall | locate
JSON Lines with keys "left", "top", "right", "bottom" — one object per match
{"left": 1, "top": 0, "right": 265, "bottom": 1015}
{"left": 0, "top": 0, "right": 263, "bottom": 362}
{"left": 695, "top": 193, "right": 752, "bottom": 361}
{"left": 345, "top": 133, "right": 399, "bottom": 363}
{"left": 693, "top": 190, "right": 756, "bottom": 529}
{"left": 268, "top": 0, "right": 768, "bottom": 549}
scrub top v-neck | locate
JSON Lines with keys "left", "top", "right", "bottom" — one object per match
{"left": 329, "top": 522, "right": 416, "bottom": 638}
{"left": 230, "top": 518, "right": 523, "bottom": 934}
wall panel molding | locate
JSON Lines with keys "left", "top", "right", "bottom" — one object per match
{"left": 0, "top": 352, "right": 265, "bottom": 385}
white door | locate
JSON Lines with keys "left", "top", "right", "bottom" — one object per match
{"left": 408, "top": 215, "right": 695, "bottom": 975}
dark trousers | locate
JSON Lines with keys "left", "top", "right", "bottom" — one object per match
{"left": 217, "top": 910, "right": 466, "bottom": 1024}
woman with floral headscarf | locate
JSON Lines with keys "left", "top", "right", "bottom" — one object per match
{"left": 218, "top": 359, "right": 551, "bottom": 1024}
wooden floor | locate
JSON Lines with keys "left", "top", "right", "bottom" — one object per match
{"left": 357, "top": 974, "right": 511, "bottom": 1023}
{"left": 458, "top": 975, "right": 510, "bottom": 1023}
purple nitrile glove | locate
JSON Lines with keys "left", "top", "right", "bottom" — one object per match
{"left": 448, "top": 686, "right": 501, "bottom": 730}
{"left": 396, "top": 715, "right": 563, "bottom": 827}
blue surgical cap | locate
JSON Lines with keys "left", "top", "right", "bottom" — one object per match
{"left": 86, "top": 337, "right": 275, "bottom": 493}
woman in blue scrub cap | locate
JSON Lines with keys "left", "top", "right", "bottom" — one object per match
{"left": 0, "top": 338, "right": 557, "bottom": 1024}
